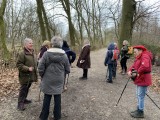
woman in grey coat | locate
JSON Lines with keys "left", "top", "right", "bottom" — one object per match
{"left": 38, "top": 36, "right": 70, "bottom": 120}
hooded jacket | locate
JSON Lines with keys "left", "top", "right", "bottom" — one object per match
{"left": 62, "top": 41, "right": 76, "bottom": 64}
{"left": 77, "top": 44, "right": 91, "bottom": 69}
{"left": 104, "top": 43, "right": 115, "bottom": 65}
{"left": 38, "top": 48, "right": 70, "bottom": 95}
{"left": 129, "top": 50, "right": 152, "bottom": 86}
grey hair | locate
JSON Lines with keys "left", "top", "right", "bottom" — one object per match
{"left": 123, "top": 40, "right": 129, "bottom": 45}
{"left": 83, "top": 39, "right": 90, "bottom": 45}
{"left": 51, "top": 36, "right": 63, "bottom": 48}
{"left": 23, "top": 38, "right": 33, "bottom": 46}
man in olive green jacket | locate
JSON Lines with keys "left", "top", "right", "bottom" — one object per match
{"left": 16, "top": 38, "right": 38, "bottom": 111}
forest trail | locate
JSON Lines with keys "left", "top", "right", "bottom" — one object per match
{"left": 0, "top": 48, "right": 160, "bottom": 120}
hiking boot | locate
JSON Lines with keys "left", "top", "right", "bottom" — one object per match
{"left": 79, "top": 77, "right": 87, "bottom": 80}
{"left": 130, "top": 109, "right": 144, "bottom": 118}
{"left": 107, "top": 81, "right": 113, "bottom": 83}
{"left": 17, "top": 103, "right": 25, "bottom": 111}
{"left": 24, "top": 99, "right": 32, "bottom": 104}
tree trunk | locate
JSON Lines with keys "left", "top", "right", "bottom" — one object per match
{"left": 41, "top": 0, "right": 51, "bottom": 40}
{"left": 60, "top": 0, "right": 76, "bottom": 46}
{"left": 119, "top": 0, "right": 136, "bottom": 48}
{"left": 75, "top": 0, "right": 83, "bottom": 46}
{"left": 36, "top": 0, "right": 47, "bottom": 41}
{"left": 0, "top": 0, "right": 10, "bottom": 60}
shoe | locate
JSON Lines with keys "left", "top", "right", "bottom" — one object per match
{"left": 107, "top": 81, "right": 113, "bottom": 83}
{"left": 17, "top": 103, "right": 25, "bottom": 111}
{"left": 24, "top": 99, "right": 32, "bottom": 104}
{"left": 130, "top": 109, "right": 144, "bottom": 118}
{"left": 79, "top": 77, "right": 87, "bottom": 80}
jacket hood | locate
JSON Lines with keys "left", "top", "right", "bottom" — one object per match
{"left": 62, "top": 41, "right": 70, "bottom": 51}
{"left": 47, "top": 48, "right": 65, "bottom": 62}
{"left": 143, "top": 51, "right": 153, "bottom": 60}
{"left": 107, "top": 43, "right": 115, "bottom": 50}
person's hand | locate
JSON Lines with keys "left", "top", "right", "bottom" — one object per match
{"left": 29, "top": 67, "right": 34, "bottom": 71}
{"left": 80, "top": 60, "right": 85, "bottom": 63}
{"left": 127, "top": 71, "right": 132, "bottom": 77}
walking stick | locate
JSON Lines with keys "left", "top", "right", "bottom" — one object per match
{"left": 63, "top": 74, "right": 69, "bottom": 92}
{"left": 146, "top": 93, "right": 160, "bottom": 110}
{"left": 106, "top": 66, "right": 109, "bottom": 78}
{"left": 116, "top": 77, "right": 131, "bottom": 106}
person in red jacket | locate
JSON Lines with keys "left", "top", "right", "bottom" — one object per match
{"left": 128, "top": 45, "right": 152, "bottom": 118}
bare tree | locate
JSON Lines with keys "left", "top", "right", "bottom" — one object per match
{"left": 59, "top": 0, "right": 76, "bottom": 46}
{"left": 0, "top": 0, "right": 10, "bottom": 60}
{"left": 36, "top": 0, "right": 47, "bottom": 41}
{"left": 119, "top": 0, "right": 136, "bottom": 48}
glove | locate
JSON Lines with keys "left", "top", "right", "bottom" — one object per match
{"left": 80, "top": 60, "right": 85, "bottom": 63}
{"left": 131, "top": 69, "right": 138, "bottom": 81}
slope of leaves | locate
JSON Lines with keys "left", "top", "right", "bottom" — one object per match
{"left": 0, "top": 68, "right": 19, "bottom": 101}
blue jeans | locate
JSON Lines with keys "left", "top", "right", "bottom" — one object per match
{"left": 136, "top": 86, "right": 147, "bottom": 111}
{"left": 39, "top": 94, "right": 61, "bottom": 120}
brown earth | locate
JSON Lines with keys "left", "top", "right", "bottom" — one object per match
{"left": 0, "top": 48, "right": 160, "bottom": 120}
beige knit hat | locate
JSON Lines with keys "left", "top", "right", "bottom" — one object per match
{"left": 42, "top": 40, "right": 51, "bottom": 46}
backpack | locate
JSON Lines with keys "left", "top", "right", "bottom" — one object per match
{"left": 112, "top": 49, "right": 119, "bottom": 61}
{"left": 127, "top": 46, "right": 133, "bottom": 55}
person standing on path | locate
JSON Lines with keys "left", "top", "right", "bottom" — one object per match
{"left": 38, "top": 36, "right": 70, "bottom": 120}
{"left": 127, "top": 45, "right": 152, "bottom": 118}
{"left": 120, "top": 40, "right": 129, "bottom": 75}
{"left": 62, "top": 40, "right": 76, "bottom": 91}
{"left": 77, "top": 39, "right": 91, "bottom": 80}
{"left": 62, "top": 40, "right": 76, "bottom": 66}
{"left": 37, "top": 40, "right": 51, "bottom": 63}
{"left": 104, "top": 43, "right": 115, "bottom": 83}
{"left": 112, "top": 42, "right": 120, "bottom": 79}
{"left": 16, "top": 38, "right": 38, "bottom": 111}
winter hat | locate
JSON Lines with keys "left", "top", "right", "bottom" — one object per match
{"left": 42, "top": 40, "right": 51, "bottom": 46}
{"left": 133, "top": 45, "right": 147, "bottom": 51}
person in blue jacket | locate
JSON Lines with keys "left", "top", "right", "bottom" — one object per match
{"left": 62, "top": 40, "right": 76, "bottom": 65}
{"left": 104, "top": 43, "right": 115, "bottom": 83}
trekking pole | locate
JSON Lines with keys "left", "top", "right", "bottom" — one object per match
{"left": 116, "top": 77, "right": 131, "bottom": 106}
{"left": 146, "top": 93, "right": 160, "bottom": 110}
{"left": 65, "top": 73, "right": 69, "bottom": 85}
{"left": 63, "top": 74, "right": 69, "bottom": 92}
{"left": 106, "top": 66, "right": 109, "bottom": 78}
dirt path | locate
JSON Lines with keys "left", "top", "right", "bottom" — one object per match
{"left": 0, "top": 48, "right": 160, "bottom": 120}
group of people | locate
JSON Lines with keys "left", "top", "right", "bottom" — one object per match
{"left": 16, "top": 36, "right": 91, "bottom": 120}
{"left": 16, "top": 37, "right": 152, "bottom": 119}
{"left": 104, "top": 40, "right": 153, "bottom": 118}
{"left": 104, "top": 40, "right": 130, "bottom": 83}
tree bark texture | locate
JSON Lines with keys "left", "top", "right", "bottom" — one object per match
{"left": 119, "top": 0, "right": 136, "bottom": 48}
{"left": 36, "top": 0, "right": 47, "bottom": 41}
{"left": 60, "top": 0, "right": 76, "bottom": 46}
{"left": 0, "top": 0, "right": 10, "bottom": 60}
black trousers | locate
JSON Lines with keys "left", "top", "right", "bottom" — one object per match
{"left": 83, "top": 69, "right": 88, "bottom": 78}
{"left": 18, "top": 83, "right": 32, "bottom": 104}
{"left": 120, "top": 58, "right": 128, "bottom": 72}
{"left": 39, "top": 94, "right": 61, "bottom": 120}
